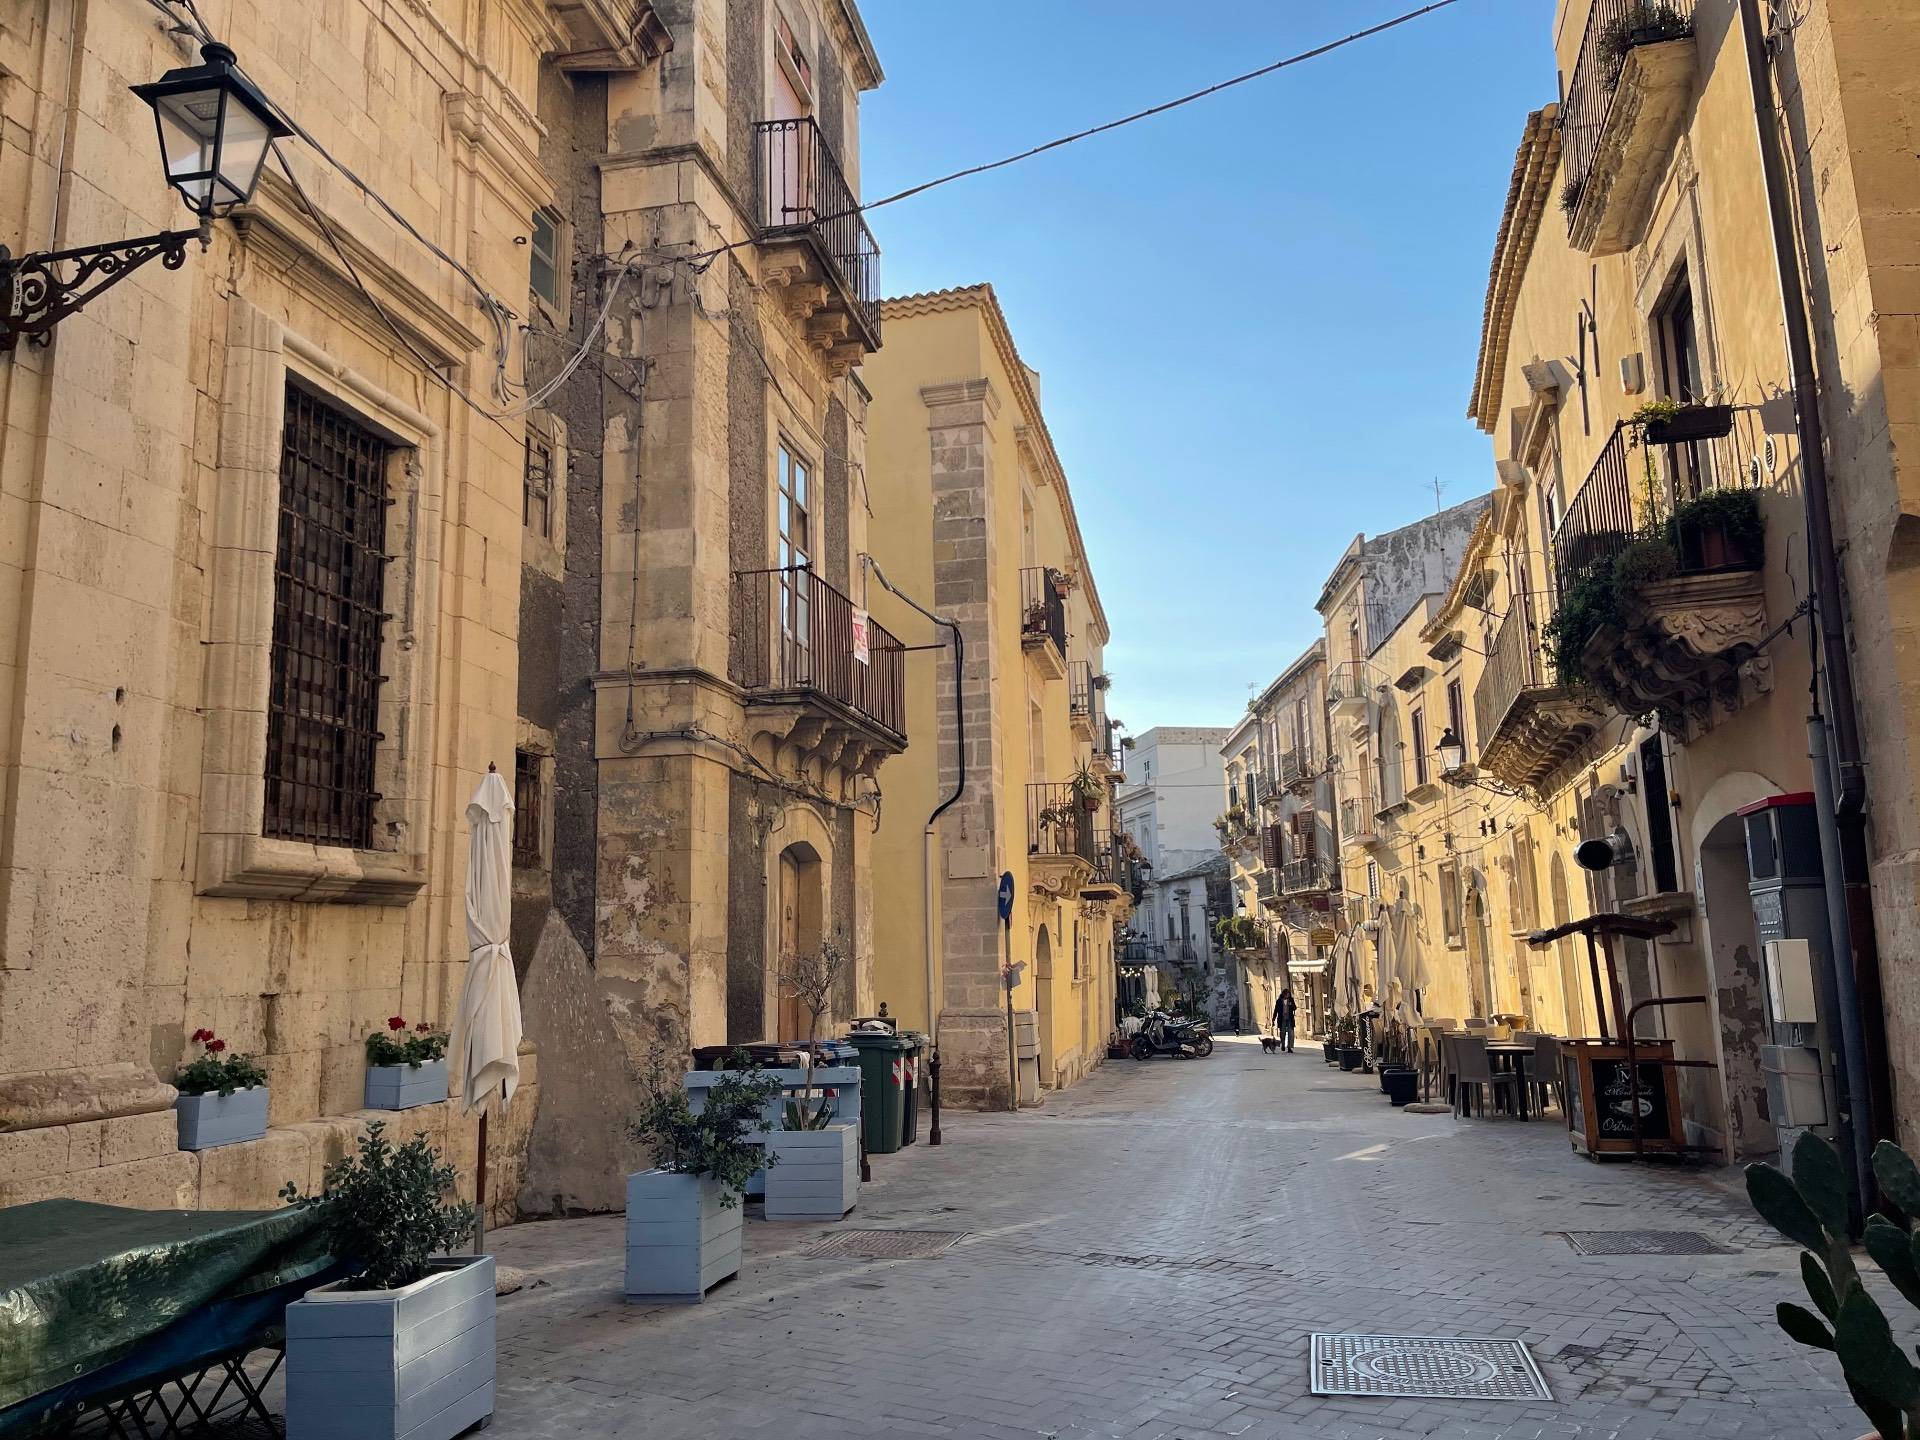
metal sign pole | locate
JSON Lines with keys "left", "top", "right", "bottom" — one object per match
{"left": 998, "top": 872, "right": 1019, "bottom": 1113}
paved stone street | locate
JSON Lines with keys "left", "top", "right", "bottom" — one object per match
{"left": 471, "top": 1038, "right": 1865, "bottom": 1439}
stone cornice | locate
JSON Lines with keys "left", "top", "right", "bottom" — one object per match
{"left": 235, "top": 171, "right": 488, "bottom": 367}
{"left": 829, "top": 0, "right": 884, "bottom": 90}
{"left": 446, "top": 87, "right": 556, "bottom": 215}
{"left": 1469, "top": 105, "right": 1560, "bottom": 433}
{"left": 882, "top": 285, "right": 1109, "bottom": 644}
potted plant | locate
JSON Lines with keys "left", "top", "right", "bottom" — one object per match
{"left": 282, "top": 1122, "right": 489, "bottom": 1440}
{"left": 363, "top": 1015, "right": 450, "bottom": 1111}
{"left": 764, "top": 942, "right": 859, "bottom": 1220}
{"left": 625, "top": 1049, "right": 781, "bottom": 1302}
{"left": 1049, "top": 568, "right": 1072, "bottom": 599}
{"left": 1333, "top": 1014, "right": 1363, "bottom": 1072}
{"left": 1669, "top": 487, "right": 1763, "bottom": 571}
{"left": 174, "top": 1029, "right": 269, "bottom": 1150}
{"left": 1597, "top": 1, "right": 1693, "bottom": 85}
{"left": 1377, "top": 1021, "right": 1420, "bottom": 1106}
{"left": 1069, "top": 761, "right": 1103, "bottom": 812}
{"left": 1022, "top": 600, "right": 1049, "bottom": 635}
{"left": 1747, "top": 1133, "right": 1920, "bottom": 1439}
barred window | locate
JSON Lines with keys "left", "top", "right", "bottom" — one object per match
{"left": 264, "top": 385, "right": 390, "bottom": 847}
{"left": 524, "top": 433, "right": 553, "bottom": 539}
{"left": 513, "top": 750, "right": 543, "bottom": 868}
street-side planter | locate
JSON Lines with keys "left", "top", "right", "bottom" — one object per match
{"left": 286, "top": 1256, "right": 495, "bottom": 1440}
{"left": 1641, "top": 402, "right": 1733, "bottom": 446}
{"left": 364, "top": 1057, "right": 448, "bottom": 1111}
{"left": 281, "top": 1121, "right": 491, "bottom": 1440}
{"left": 1322, "top": 1040, "right": 1338, "bottom": 1066}
{"left": 1383, "top": 1069, "right": 1421, "bottom": 1106}
{"left": 625, "top": 1169, "right": 744, "bottom": 1302}
{"left": 176, "top": 1085, "right": 268, "bottom": 1151}
{"left": 174, "top": 1028, "right": 269, "bottom": 1151}
{"left": 762, "top": 1123, "right": 859, "bottom": 1220}
{"left": 364, "top": 1016, "right": 451, "bottom": 1112}
{"left": 1337, "top": 1046, "right": 1363, "bottom": 1072}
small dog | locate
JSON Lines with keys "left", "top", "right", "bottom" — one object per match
{"left": 1259, "top": 1035, "right": 1283, "bottom": 1054}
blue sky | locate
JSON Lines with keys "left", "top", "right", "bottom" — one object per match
{"left": 859, "top": 1, "right": 1556, "bottom": 735}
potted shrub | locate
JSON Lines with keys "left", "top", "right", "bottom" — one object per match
{"left": 1333, "top": 1014, "right": 1363, "bottom": 1072}
{"left": 1747, "top": 1133, "right": 1920, "bottom": 1440}
{"left": 282, "top": 1122, "right": 489, "bottom": 1440}
{"left": 764, "top": 942, "right": 859, "bottom": 1220}
{"left": 1376, "top": 1021, "right": 1420, "bottom": 1106}
{"left": 1069, "top": 761, "right": 1103, "bottom": 813}
{"left": 1669, "top": 487, "right": 1763, "bottom": 571}
{"left": 625, "top": 1049, "right": 781, "bottom": 1302}
{"left": 363, "top": 1015, "right": 450, "bottom": 1111}
{"left": 174, "top": 1029, "right": 269, "bottom": 1151}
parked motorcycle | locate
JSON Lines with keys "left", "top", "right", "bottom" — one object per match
{"left": 1129, "top": 1010, "right": 1214, "bottom": 1060}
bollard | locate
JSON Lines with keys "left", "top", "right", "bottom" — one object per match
{"left": 928, "top": 1046, "right": 942, "bottom": 1145}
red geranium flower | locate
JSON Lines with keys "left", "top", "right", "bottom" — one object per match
{"left": 206, "top": 1039, "right": 227, "bottom": 1054}
{"left": 388, "top": 1016, "right": 407, "bottom": 1031}
{"left": 191, "top": 1028, "right": 212, "bottom": 1044}
{"left": 415, "top": 1022, "right": 431, "bottom": 1033}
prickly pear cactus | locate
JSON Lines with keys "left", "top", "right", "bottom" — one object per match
{"left": 1747, "top": 1133, "right": 1920, "bottom": 1439}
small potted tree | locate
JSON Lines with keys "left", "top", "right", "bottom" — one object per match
{"left": 282, "top": 1123, "right": 489, "bottom": 1440}
{"left": 763, "top": 941, "right": 860, "bottom": 1220}
{"left": 625, "top": 1050, "right": 781, "bottom": 1302}
{"left": 174, "top": 1029, "right": 269, "bottom": 1151}
{"left": 363, "top": 1015, "right": 450, "bottom": 1111}
{"left": 1334, "top": 1013, "right": 1364, "bottom": 1072}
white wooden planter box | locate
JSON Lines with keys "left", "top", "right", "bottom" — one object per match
{"left": 365, "top": 1057, "right": 448, "bottom": 1111}
{"left": 174, "top": 1086, "right": 268, "bottom": 1151}
{"left": 624, "top": 1170, "right": 742, "bottom": 1303}
{"left": 681, "top": 1067, "right": 861, "bottom": 1197}
{"left": 762, "top": 1123, "right": 859, "bottom": 1219}
{"left": 285, "top": 1255, "right": 495, "bottom": 1440}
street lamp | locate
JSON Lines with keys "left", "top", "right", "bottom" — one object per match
{"left": 1436, "top": 726, "right": 1467, "bottom": 776}
{"left": 1, "top": 42, "right": 290, "bottom": 350}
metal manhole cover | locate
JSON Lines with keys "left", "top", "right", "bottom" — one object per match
{"left": 804, "top": 1229, "right": 964, "bottom": 1260}
{"left": 1310, "top": 1334, "right": 1551, "bottom": 1400}
{"left": 1564, "top": 1229, "right": 1731, "bottom": 1255}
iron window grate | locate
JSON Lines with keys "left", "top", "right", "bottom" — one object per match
{"left": 804, "top": 1230, "right": 965, "bottom": 1261}
{"left": 264, "top": 384, "right": 390, "bottom": 848}
{"left": 1563, "top": 1230, "right": 1733, "bottom": 1255}
{"left": 1310, "top": 1334, "right": 1551, "bottom": 1400}
{"left": 512, "top": 751, "right": 542, "bottom": 868}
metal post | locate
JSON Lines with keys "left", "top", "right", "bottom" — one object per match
{"left": 927, "top": 1046, "right": 942, "bottom": 1145}
{"left": 1004, "top": 916, "right": 1018, "bottom": 1113}
{"left": 1810, "top": 714, "right": 1872, "bottom": 1227}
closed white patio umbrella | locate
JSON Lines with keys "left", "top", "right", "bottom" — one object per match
{"left": 451, "top": 763, "right": 522, "bottom": 1245}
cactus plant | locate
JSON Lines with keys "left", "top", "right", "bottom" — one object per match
{"left": 1747, "top": 1133, "right": 1920, "bottom": 1438}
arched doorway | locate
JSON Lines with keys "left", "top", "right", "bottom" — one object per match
{"left": 776, "top": 841, "right": 823, "bottom": 1042}
{"left": 1549, "top": 855, "right": 1586, "bottom": 1035}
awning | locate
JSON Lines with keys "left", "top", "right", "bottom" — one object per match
{"left": 1289, "top": 956, "right": 1330, "bottom": 974}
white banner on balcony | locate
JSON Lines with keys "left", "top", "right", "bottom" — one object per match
{"left": 851, "top": 606, "right": 871, "bottom": 665}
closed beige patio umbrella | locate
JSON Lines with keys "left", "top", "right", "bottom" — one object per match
{"left": 451, "top": 764, "right": 522, "bottom": 1245}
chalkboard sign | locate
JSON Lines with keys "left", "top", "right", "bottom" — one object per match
{"left": 1591, "top": 1056, "right": 1674, "bottom": 1142}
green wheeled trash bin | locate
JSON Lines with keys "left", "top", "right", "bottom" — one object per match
{"left": 847, "top": 1031, "right": 909, "bottom": 1155}
{"left": 898, "top": 1032, "right": 928, "bottom": 1145}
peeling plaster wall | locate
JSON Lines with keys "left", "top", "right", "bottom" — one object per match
{"left": 1360, "top": 496, "right": 1492, "bottom": 652}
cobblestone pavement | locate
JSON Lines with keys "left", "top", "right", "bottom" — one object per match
{"left": 469, "top": 1036, "right": 1867, "bottom": 1440}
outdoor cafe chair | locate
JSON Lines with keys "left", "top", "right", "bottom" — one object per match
{"left": 1530, "top": 1034, "right": 1563, "bottom": 1115}
{"left": 1451, "top": 1034, "right": 1521, "bottom": 1119}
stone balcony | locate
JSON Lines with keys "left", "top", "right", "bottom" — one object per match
{"left": 546, "top": 0, "right": 672, "bottom": 70}
{"left": 1580, "top": 566, "right": 1772, "bottom": 742}
{"left": 753, "top": 118, "right": 882, "bottom": 375}
{"left": 1473, "top": 598, "right": 1610, "bottom": 796}
{"left": 1561, "top": 2, "right": 1698, "bottom": 257}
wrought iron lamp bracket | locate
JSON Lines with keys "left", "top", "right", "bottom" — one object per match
{"left": 0, "top": 221, "right": 210, "bottom": 352}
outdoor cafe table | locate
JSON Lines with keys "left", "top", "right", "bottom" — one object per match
{"left": 1484, "top": 1041, "right": 1535, "bottom": 1119}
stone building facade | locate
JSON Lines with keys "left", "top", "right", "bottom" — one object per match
{"left": 506, "top": 0, "right": 897, "bottom": 1212}
{"left": 0, "top": 0, "right": 576, "bottom": 1210}
{"left": 865, "top": 285, "right": 1122, "bottom": 1109}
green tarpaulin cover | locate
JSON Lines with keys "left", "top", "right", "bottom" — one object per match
{"left": 0, "top": 1199, "right": 334, "bottom": 1420}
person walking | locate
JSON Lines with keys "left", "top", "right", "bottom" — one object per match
{"left": 1272, "top": 987, "right": 1298, "bottom": 1053}
{"left": 1230, "top": 999, "right": 1242, "bottom": 1036}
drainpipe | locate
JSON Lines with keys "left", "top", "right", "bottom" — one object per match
{"left": 863, "top": 556, "right": 966, "bottom": 1145}
{"left": 1809, "top": 714, "right": 1871, "bottom": 1230}
{"left": 1736, "top": 0, "right": 1894, "bottom": 1183}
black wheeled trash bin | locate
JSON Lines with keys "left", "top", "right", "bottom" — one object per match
{"left": 898, "top": 1031, "right": 930, "bottom": 1145}
{"left": 847, "top": 1031, "right": 910, "bottom": 1155}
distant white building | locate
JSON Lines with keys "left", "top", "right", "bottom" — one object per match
{"left": 1116, "top": 726, "right": 1230, "bottom": 995}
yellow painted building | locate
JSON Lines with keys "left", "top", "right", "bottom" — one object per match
{"left": 864, "top": 286, "right": 1122, "bottom": 1108}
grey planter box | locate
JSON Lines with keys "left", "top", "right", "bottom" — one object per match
{"left": 365, "top": 1057, "right": 449, "bottom": 1111}
{"left": 175, "top": 1085, "right": 268, "bottom": 1151}
{"left": 682, "top": 1066, "right": 860, "bottom": 1197}
{"left": 285, "top": 1254, "right": 495, "bottom": 1440}
{"left": 762, "top": 1123, "right": 858, "bottom": 1219}
{"left": 625, "top": 1170, "right": 742, "bottom": 1303}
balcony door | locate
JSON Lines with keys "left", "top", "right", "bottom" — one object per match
{"left": 770, "top": 16, "right": 813, "bottom": 226}
{"left": 777, "top": 442, "right": 812, "bottom": 686}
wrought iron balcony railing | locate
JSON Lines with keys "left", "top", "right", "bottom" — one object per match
{"left": 753, "top": 117, "right": 882, "bottom": 347}
{"left": 1020, "top": 567, "right": 1068, "bottom": 659}
{"left": 1280, "top": 857, "right": 1334, "bottom": 896}
{"left": 733, "top": 566, "right": 904, "bottom": 738}
{"left": 1474, "top": 589, "right": 1545, "bottom": 744}
{"left": 1028, "top": 782, "right": 1099, "bottom": 864}
{"left": 1561, "top": 0, "right": 1698, "bottom": 219}
{"left": 1553, "top": 424, "right": 1636, "bottom": 589}
{"left": 1327, "top": 660, "right": 1374, "bottom": 710}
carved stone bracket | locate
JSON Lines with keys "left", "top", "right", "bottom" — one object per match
{"left": 1580, "top": 567, "right": 1772, "bottom": 741}
{"left": 741, "top": 696, "right": 900, "bottom": 803}
{"left": 1478, "top": 685, "right": 1612, "bottom": 796}
{"left": 1030, "top": 855, "right": 1094, "bottom": 902}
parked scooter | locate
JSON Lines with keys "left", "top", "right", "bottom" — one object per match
{"left": 1129, "top": 1009, "right": 1215, "bottom": 1060}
